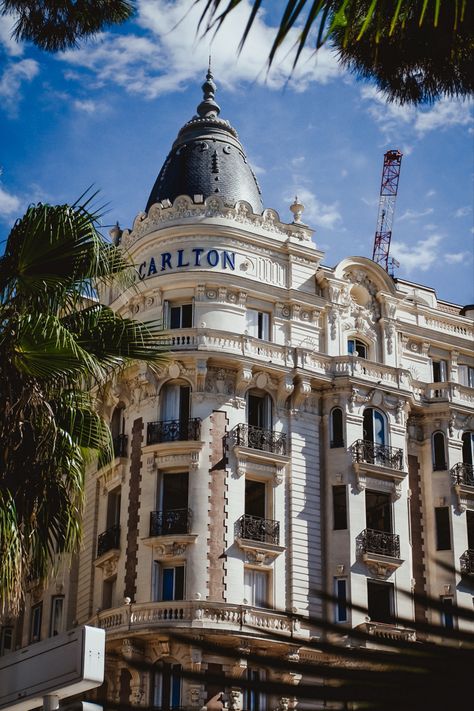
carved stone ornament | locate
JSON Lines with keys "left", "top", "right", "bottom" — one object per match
{"left": 154, "top": 542, "right": 187, "bottom": 558}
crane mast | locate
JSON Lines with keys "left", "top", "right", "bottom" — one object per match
{"left": 372, "top": 149, "right": 403, "bottom": 273}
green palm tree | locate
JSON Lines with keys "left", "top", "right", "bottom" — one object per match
{"left": 0, "top": 197, "right": 168, "bottom": 616}
{"left": 1, "top": 0, "right": 134, "bottom": 51}
{"left": 198, "top": 0, "right": 473, "bottom": 103}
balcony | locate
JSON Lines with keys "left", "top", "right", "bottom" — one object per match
{"left": 238, "top": 514, "right": 280, "bottom": 545}
{"left": 460, "top": 550, "right": 474, "bottom": 576}
{"left": 150, "top": 508, "right": 192, "bottom": 537}
{"left": 358, "top": 528, "right": 403, "bottom": 576}
{"left": 97, "top": 524, "right": 120, "bottom": 558}
{"left": 451, "top": 462, "right": 474, "bottom": 487}
{"left": 147, "top": 418, "right": 201, "bottom": 446}
{"left": 350, "top": 440, "right": 404, "bottom": 471}
{"left": 231, "top": 424, "right": 287, "bottom": 456}
{"left": 113, "top": 434, "right": 128, "bottom": 458}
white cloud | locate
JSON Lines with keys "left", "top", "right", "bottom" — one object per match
{"left": 454, "top": 206, "right": 471, "bottom": 218}
{"left": 0, "top": 59, "right": 39, "bottom": 113}
{"left": 59, "top": 0, "right": 341, "bottom": 98}
{"left": 445, "top": 251, "right": 472, "bottom": 264}
{"left": 0, "top": 185, "right": 21, "bottom": 217}
{"left": 361, "top": 87, "right": 473, "bottom": 141}
{"left": 286, "top": 186, "right": 342, "bottom": 230}
{"left": 423, "top": 223, "right": 438, "bottom": 231}
{"left": 391, "top": 233, "right": 443, "bottom": 273}
{"left": 74, "top": 99, "right": 98, "bottom": 113}
{"left": 0, "top": 14, "right": 23, "bottom": 57}
{"left": 425, "top": 189, "right": 436, "bottom": 198}
{"left": 398, "top": 207, "right": 434, "bottom": 222}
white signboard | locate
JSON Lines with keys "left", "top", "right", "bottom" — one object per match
{"left": 0, "top": 626, "right": 105, "bottom": 711}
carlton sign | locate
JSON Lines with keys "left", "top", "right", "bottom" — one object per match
{"left": 137, "top": 247, "right": 236, "bottom": 280}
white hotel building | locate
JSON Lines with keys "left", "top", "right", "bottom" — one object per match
{"left": 4, "top": 72, "right": 474, "bottom": 710}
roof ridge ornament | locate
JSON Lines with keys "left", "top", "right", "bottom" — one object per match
{"left": 197, "top": 59, "right": 221, "bottom": 118}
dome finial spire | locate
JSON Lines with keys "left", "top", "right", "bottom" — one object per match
{"left": 197, "top": 57, "right": 220, "bottom": 118}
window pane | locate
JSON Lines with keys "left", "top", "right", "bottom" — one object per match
{"left": 333, "top": 486, "right": 347, "bottom": 530}
{"left": 162, "top": 568, "right": 175, "bottom": 601}
{"left": 433, "top": 433, "right": 446, "bottom": 470}
{"left": 174, "top": 566, "right": 185, "bottom": 600}
{"left": 367, "top": 581, "right": 394, "bottom": 624}
{"left": 366, "top": 490, "right": 392, "bottom": 533}
{"left": 435, "top": 507, "right": 451, "bottom": 550}
{"left": 335, "top": 579, "right": 347, "bottom": 622}
{"left": 246, "top": 309, "right": 259, "bottom": 337}
{"left": 441, "top": 598, "right": 454, "bottom": 629}
{"left": 181, "top": 304, "right": 193, "bottom": 328}
{"left": 462, "top": 432, "right": 473, "bottom": 465}
{"left": 330, "top": 408, "right": 344, "bottom": 448}
{"left": 348, "top": 339, "right": 355, "bottom": 354}
{"left": 170, "top": 306, "right": 181, "bottom": 329}
{"left": 373, "top": 410, "right": 385, "bottom": 445}
{"left": 50, "top": 597, "right": 63, "bottom": 636}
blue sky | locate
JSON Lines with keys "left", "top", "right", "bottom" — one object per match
{"left": 0, "top": 0, "right": 473, "bottom": 305}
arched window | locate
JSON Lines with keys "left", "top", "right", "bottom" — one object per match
{"left": 330, "top": 408, "right": 344, "bottom": 448}
{"left": 363, "top": 408, "right": 387, "bottom": 446}
{"left": 348, "top": 338, "right": 368, "bottom": 359}
{"left": 110, "top": 405, "right": 126, "bottom": 458}
{"left": 432, "top": 432, "right": 447, "bottom": 471}
{"left": 462, "top": 432, "right": 474, "bottom": 465}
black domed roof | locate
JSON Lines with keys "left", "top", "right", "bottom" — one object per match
{"left": 145, "top": 69, "right": 263, "bottom": 214}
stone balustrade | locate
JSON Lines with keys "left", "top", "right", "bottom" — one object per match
{"left": 93, "top": 600, "right": 301, "bottom": 637}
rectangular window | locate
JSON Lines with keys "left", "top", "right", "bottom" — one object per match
{"left": 243, "top": 668, "right": 266, "bottom": 711}
{"left": 458, "top": 365, "right": 474, "bottom": 388}
{"left": 106, "top": 487, "right": 121, "bottom": 529}
{"left": 30, "top": 603, "right": 43, "bottom": 643}
{"left": 367, "top": 580, "right": 394, "bottom": 624}
{"left": 366, "top": 490, "right": 392, "bottom": 533}
{"left": 440, "top": 597, "right": 455, "bottom": 630}
{"left": 335, "top": 578, "right": 348, "bottom": 623}
{"left": 50, "top": 596, "right": 64, "bottom": 637}
{"left": 0, "top": 627, "right": 13, "bottom": 656}
{"left": 244, "top": 569, "right": 268, "bottom": 608}
{"left": 152, "top": 663, "right": 181, "bottom": 710}
{"left": 168, "top": 303, "right": 193, "bottom": 329}
{"left": 247, "top": 309, "right": 270, "bottom": 341}
{"left": 333, "top": 485, "right": 348, "bottom": 530}
{"left": 467, "top": 510, "right": 474, "bottom": 550}
{"left": 102, "top": 577, "right": 116, "bottom": 610}
{"left": 160, "top": 565, "right": 185, "bottom": 602}
{"left": 432, "top": 359, "right": 447, "bottom": 382}
{"left": 435, "top": 507, "right": 451, "bottom": 550}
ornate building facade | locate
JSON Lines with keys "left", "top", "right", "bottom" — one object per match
{"left": 4, "top": 72, "right": 474, "bottom": 709}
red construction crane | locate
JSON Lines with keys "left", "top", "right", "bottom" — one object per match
{"left": 372, "top": 149, "right": 403, "bottom": 274}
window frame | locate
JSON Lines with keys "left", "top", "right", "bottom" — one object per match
{"left": 432, "top": 431, "right": 447, "bottom": 471}
{"left": 363, "top": 407, "right": 388, "bottom": 447}
{"left": 348, "top": 337, "right": 368, "bottom": 359}
{"left": 435, "top": 506, "right": 451, "bottom": 551}
{"left": 0, "top": 626, "right": 13, "bottom": 656}
{"left": 163, "top": 300, "right": 193, "bottom": 330}
{"left": 334, "top": 578, "right": 348, "bottom": 623}
{"left": 462, "top": 431, "right": 474, "bottom": 466}
{"left": 332, "top": 485, "right": 348, "bottom": 530}
{"left": 153, "top": 563, "right": 185, "bottom": 602}
{"left": 244, "top": 568, "right": 269, "bottom": 608}
{"left": 330, "top": 407, "right": 344, "bottom": 448}
{"left": 49, "top": 595, "right": 64, "bottom": 637}
{"left": 367, "top": 579, "right": 395, "bottom": 624}
{"left": 247, "top": 308, "right": 271, "bottom": 341}
{"left": 30, "top": 602, "right": 43, "bottom": 643}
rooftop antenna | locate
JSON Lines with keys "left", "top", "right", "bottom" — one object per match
{"left": 372, "top": 149, "right": 403, "bottom": 275}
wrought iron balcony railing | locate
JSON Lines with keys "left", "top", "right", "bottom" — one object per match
{"left": 150, "top": 508, "right": 192, "bottom": 537}
{"left": 97, "top": 524, "right": 120, "bottom": 557}
{"left": 113, "top": 434, "right": 128, "bottom": 458}
{"left": 460, "top": 549, "right": 474, "bottom": 576}
{"left": 231, "top": 424, "right": 287, "bottom": 455}
{"left": 350, "top": 439, "right": 404, "bottom": 471}
{"left": 237, "top": 514, "right": 280, "bottom": 545}
{"left": 359, "top": 528, "right": 400, "bottom": 558}
{"left": 451, "top": 462, "right": 474, "bottom": 487}
{"left": 147, "top": 418, "right": 201, "bottom": 445}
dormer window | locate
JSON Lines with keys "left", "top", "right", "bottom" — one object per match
{"left": 348, "top": 338, "right": 367, "bottom": 359}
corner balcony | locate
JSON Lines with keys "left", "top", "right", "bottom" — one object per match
{"left": 147, "top": 418, "right": 201, "bottom": 445}
{"left": 451, "top": 463, "right": 474, "bottom": 510}
{"left": 236, "top": 514, "right": 285, "bottom": 565}
{"left": 460, "top": 550, "right": 474, "bottom": 576}
{"left": 144, "top": 419, "right": 203, "bottom": 474}
{"left": 357, "top": 528, "right": 403, "bottom": 576}
{"left": 145, "top": 508, "right": 197, "bottom": 555}
{"left": 229, "top": 424, "right": 289, "bottom": 483}
{"left": 150, "top": 508, "right": 192, "bottom": 537}
{"left": 350, "top": 440, "right": 406, "bottom": 490}
{"left": 95, "top": 524, "right": 121, "bottom": 578}
{"left": 97, "top": 524, "right": 121, "bottom": 557}
{"left": 112, "top": 433, "right": 128, "bottom": 458}
{"left": 93, "top": 600, "right": 309, "bottom": 640}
